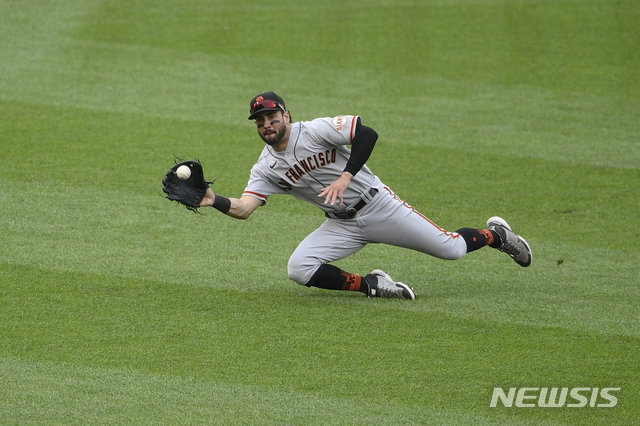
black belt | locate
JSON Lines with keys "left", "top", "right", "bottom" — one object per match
{"left": 325, "top": 188, "right": 378, "bottom": 219}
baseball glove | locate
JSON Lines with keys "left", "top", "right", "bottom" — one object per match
{"left": 162, "top": 159, "right": 212, "bottom": 212}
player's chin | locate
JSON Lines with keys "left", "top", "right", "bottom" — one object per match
{"left": 261, "top": 133, "right": 280, "bottom": 145}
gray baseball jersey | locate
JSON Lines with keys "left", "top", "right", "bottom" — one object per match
{"left": 243, "top": 115, "right": 467, "bottom": 285}
{"left": 244, "top": 115, "right": 382, "bottom": 213}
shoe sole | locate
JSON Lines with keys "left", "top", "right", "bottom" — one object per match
{"left": 487, "top": 216, "right": 512, "bottom": 231}
{"left": 516, "top": 236, "right": 533, "bottom": 267}
{"left": 371, "top": 269, "right": 417, "bottom": 300}
{"left": 486, "top": 216, "right": 533, "bottom": 267}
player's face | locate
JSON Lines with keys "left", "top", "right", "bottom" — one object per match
{"left": 254, "top": 111, "right": 288, "bottom": 146}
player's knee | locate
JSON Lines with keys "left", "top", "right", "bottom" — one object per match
{"left": 442, "top": 246, "right": 467, "bottom": 260}
{"left": 437, "top": 236, "right": 468, "bottom": 260}
{"left": 287, "top": 254, "right": 318, "bottom": 286}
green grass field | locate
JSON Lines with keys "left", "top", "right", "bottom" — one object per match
{"left": 1, "top": 0, "right": 638, "bottom": 424}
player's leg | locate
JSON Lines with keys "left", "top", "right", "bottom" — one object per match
{"left": 287, "top": 219, "right": 416, "bottom": 299}
{"left": 287, "top": 219, "right": 367, "bottom": 291}
{"left": 362, "top": 187, "right": 531, "bottom": 266}
{"left": 454, "top": 227, "right": 499, "bottom": 253}
{"left": 361, "top": 188, "right": 469, "bottom": 259}
{"left": 442, "top": 220, "right": 532, "bottom": 266}
{"left": 302, "top": 263, "right": 416, "bottom": 299}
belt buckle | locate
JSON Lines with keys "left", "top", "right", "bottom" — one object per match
{"left": 344, "top": 207, "right": 357, "bottom": 219}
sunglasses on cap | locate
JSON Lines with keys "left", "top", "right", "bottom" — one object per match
{"left": 250, "top": 99, "right": 285, "bottom": 116}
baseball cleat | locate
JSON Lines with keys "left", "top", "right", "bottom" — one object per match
{"left": 486, "top": 216, "right": 532, "bottom": 267}
{"left": 364, "top": 269, "right": 416, "bottom": 300}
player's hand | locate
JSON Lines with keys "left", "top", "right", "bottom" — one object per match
{"left": 319, "top": 172, "right": 353, "bottom": 206}
{"left": 200, "top": 187, "right": 215, "bottom": 207}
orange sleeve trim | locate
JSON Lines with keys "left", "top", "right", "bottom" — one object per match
{"left": 350, "top": 115, "right": 359, "bottom": 141}
{"left": 243, "top": 191, "right": 268, "bottom": 202}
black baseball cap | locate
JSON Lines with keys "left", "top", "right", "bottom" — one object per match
{"left": 248, "top": 91, "right": 287, "bottom": 120}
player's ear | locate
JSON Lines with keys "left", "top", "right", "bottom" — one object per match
{"left": 284, "top": 111, "right": 292, "bottom": 123}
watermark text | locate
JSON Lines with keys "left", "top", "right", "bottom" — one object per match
{"left": 490, "top": 387, "right": 620, "bottom": 408}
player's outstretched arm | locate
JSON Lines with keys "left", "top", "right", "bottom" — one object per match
{"left": 200, "top": 188, "right": 263, "bottom": 219}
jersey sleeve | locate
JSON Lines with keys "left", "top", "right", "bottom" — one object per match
{"left": 311, "top": 115, "right": 360, "bottom": 146}
{"left": 242, "top": 158, "right": 287, "bottom": 203}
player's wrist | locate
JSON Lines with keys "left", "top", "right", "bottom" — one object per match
{"left": 212, "top": 194, "right": 231, "bottom": 213}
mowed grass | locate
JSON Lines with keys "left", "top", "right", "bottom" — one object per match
{"left": 1, "top": 0, "right": 638, "bottom": 424}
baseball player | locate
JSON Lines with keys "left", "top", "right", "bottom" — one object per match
{"left": 200, "top": 91, "right": 532, "bottom": 299}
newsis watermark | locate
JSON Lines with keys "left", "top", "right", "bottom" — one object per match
{"left": 490, "top": 387, "right": 620, "bottom": 408}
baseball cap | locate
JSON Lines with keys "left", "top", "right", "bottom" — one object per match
{"left": 248, "top": 91, "right": 287, "bottom": 120}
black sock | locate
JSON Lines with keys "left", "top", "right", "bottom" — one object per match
{"left": 456, "top": 228, "right": 497, "bottom": 253}
{"left": 306, "top": 264, "right": 365, "bottom": 292}
{"left": 489, "top": 230, "right": 502, "bottom": 248}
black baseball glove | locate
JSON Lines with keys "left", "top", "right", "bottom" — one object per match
{"left": 162, "top": 159, "right": 212, "bottom": 212}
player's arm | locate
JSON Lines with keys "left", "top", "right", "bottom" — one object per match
{"left": 319, "top": 117, "right": 379, "bottom": 205}
{"left": 200, "top": 188, "right": 263, "bottom": 219}
{"left": 344, "top": 117, "right": 378, "bottom": 176}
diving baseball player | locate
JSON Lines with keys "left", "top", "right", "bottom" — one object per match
{"left": 199, "top": 92, "right": 532, "bottom": 299}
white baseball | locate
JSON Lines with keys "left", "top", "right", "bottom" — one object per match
{"left": 176, "top": 165, "right": 191, "bottom": 180}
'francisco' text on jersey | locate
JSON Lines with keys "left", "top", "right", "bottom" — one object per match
{"left": 278, "top": 149, "right": 337, "bottom": 189}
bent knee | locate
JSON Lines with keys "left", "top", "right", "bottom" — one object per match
{"left": 287, "top": 254, "right": 320, "bottom": 286}
{"left": 436, "top": 236, "right": 468, "bottom": 260}
{"left": 441, "top": 246, "right": 467, "bottom": 260}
